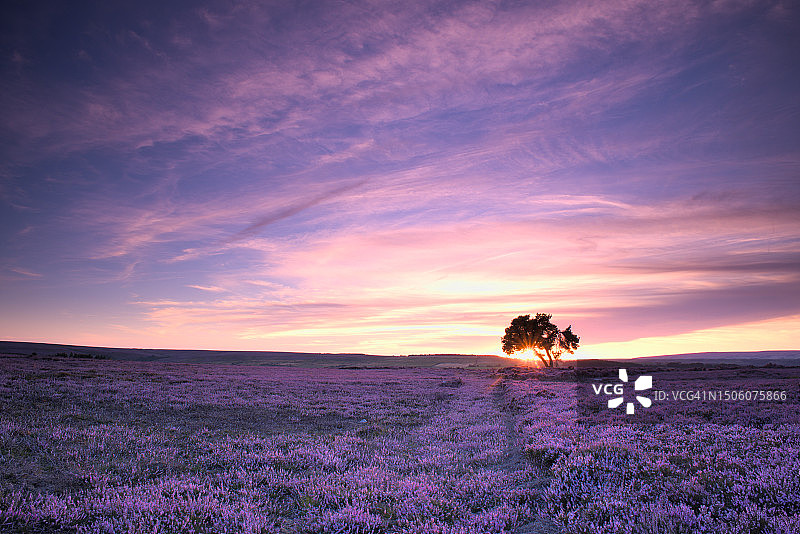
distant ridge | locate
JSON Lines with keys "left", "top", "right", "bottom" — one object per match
{"left": 630, "top": 350, "right": 800, "bottom": 366}
{"left": 572, "top": 350, "right": 800, "bottom": 367}
{"left": 0, "top": 340, "right": 513, "bottom": 368}
{"left": 2, "top": 341, "right": 798, "bottom": 368}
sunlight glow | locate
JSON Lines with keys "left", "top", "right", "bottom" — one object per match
{"left": 512, "top": 348, "right": 540, "bottom": 363}
{"left": 580, "top": 315, "right": 800, "bottom": 359}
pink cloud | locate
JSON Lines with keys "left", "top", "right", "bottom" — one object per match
{"left": 121, "top": 189, "right": 798, "bottom": 353}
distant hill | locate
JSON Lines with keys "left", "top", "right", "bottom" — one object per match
{"left": 572, "top": 350, "right": 800, "bottom": 368}
{"left": 0, "top": 340, "right": 515, "bottom": 368}
{"left": 630, "top": 350, "right": 800, "bottom": 366}
{"left": 2, "top": 341, "right": 798, "bottom": 368}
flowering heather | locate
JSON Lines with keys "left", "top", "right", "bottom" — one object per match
{"left": 0, "top": 356, "right": 552, "bottom": 533}
{"left": 503, "top": 367, "right": 800, "bottom": 533}
{"left": 0, "top": 356, "right": 798, "bottom": 533}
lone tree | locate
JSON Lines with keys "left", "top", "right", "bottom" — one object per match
{"left": 501, "top": 313, "right": 579, "bottom": 367}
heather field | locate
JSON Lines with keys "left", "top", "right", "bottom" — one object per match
{"left": 1, "top": 355, "right": 798, "bottom": 533}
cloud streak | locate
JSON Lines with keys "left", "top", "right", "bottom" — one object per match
{"left": 225, "top": 180, "right": 368, "bottom": 243}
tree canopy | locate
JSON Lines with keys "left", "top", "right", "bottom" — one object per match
{"left": 501, "top": 313, "right": 579, "bottom": 367}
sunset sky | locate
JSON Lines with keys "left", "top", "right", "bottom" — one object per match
{"left": 1, "top": 0, "right": 798, "bottom": 358}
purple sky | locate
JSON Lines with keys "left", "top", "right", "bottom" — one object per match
{"left": 1, "top": 0, "right": 798, "bottom": 357}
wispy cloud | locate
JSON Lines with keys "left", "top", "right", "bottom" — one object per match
{"left": 6, "top": 267, "right": 42, "bottom": 278}
{"left": 187, "top": 284, "right": 226, "bottom": 292}
{"left": 225, "top": 179, "right": 368, "bottom": 243}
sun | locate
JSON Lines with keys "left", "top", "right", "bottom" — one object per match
{"left": 513, "top": 348, "right": 540, "bottom": 364}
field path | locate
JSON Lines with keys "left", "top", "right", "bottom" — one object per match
{"left": 489, "top": 373, "right": 565, "bottom": 534}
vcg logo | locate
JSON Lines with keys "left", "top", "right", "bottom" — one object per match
{"left": 591, "top": 369, "right": 653, "bottom": 415}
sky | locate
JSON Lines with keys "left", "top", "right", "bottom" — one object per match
{"left": 1, "top": 0, "right": 799, "bottom": 359}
